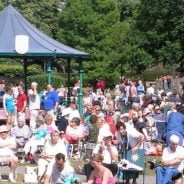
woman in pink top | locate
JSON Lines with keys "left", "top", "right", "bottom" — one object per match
{"left": 87, "top": 154, "right": 115, "bottom": 184}
{"left": 64, "top": 117, "right": 84, "bottom": 144}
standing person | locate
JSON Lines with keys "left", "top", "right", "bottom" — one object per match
{"left": 28, "top": 82, "right": 40, "bottom": 131}
{"left": 44, "top": 153, "right": 74, "bottom": 184}
{"left": 3, "top": 87, "right": 16, "bottom": 127}
{"left": 137, "top": 80, "right": 145, "bottom": 104}
{"left": 43, "top": 84, "right": 59, "bottom": 119}
{"left": 16, "top": 86, "right": 27, "bottom": 119}
{"left": 166, "top": 105, "right": 184, "bottom": 146}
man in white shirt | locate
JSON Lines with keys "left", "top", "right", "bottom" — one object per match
{"left": 156, "top": 135, "right": 184, "bottom": 184}
{"left": 44, "top": 153, "right": 74, "bottom": 184}
{"left": 62, "top": 102, "right": 80, "bottom": 121}
{"left": 28, "top": 82, "right": 40, "bottom": 131}
{"left": 146, "top": 83, "right": 155, "bottom": 96}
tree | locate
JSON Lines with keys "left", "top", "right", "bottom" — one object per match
{"left": 135, "top": 0, "right": 184, "bottom": 68}
{"left": 57, "top": 0, "right": 121, "bottom": 87}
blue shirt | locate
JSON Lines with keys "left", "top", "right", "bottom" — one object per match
{"left": 166, "top": 111, "right": 184, "bottom": 136}
{"left": 137, "top": 84, "right": 145, "bottom": 96}
{"left": 43, "top": 90, "right": 59, "bottom": 110}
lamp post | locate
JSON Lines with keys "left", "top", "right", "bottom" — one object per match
{"left": 78, "top": 59, "right": 83, "bottom": 116}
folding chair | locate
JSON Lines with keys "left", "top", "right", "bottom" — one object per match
{"left": 117, "top": 149, "right": 145, "bottom": 184}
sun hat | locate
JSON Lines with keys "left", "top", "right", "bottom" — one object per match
{"left": 0, "top": 125, "right": 9, "bottom": 133}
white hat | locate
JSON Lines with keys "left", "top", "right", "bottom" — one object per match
{"left": 170, "top": 135, "right": 179, "bottom": 144}
{"left": 103, "top": 132, "right": 113, "bottom": 139}
{"left": 143, "top": 108, "right": 151, "bottom": 116}
{"left": 0, "top": 125, "right": 9, "bottom": 133}
{"left": 120, "top": 113, "right": 129, "bottom": 118}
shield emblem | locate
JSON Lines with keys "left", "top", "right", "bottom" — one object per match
{"left": 15, "top": 35, "right": 29, "bottom": 54}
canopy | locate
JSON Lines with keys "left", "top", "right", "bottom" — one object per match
{"left": 0, "top": 4, "right": 90, "bottom": 59}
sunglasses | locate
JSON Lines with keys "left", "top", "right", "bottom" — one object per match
{"left": 0, "top": 131, "right": 8, "bottom": 133}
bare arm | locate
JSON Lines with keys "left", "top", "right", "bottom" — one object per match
{"left": 21, "top": 100, "right": 27, "bottom": 112}
{"left": 131, "top": 133, "right": 144, "bottom": 153}
{"left": 161, "top": 158, "right": 183, "bottom": 167}
{"left": 2, "top": 95, "right": 8, "bottom": 115}
{"left": 107, "top": 146, "right": 118, "bottom": 162}
{"left": 44, "top": 175, "right": 51, "bottom": 184}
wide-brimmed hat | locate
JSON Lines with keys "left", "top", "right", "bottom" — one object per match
{"left": 0, "top": 125, "right": 9, "bottom": 133}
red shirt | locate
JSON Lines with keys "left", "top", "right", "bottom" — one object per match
{"left": 17, "top": 93, "right": 27, "bottom": 112}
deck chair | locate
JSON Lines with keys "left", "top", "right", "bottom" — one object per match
{"left": 117, "top": 149, "right": 145, "bottom": 184}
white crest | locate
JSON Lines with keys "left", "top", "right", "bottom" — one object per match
{"left": 15, "top": 35, "right": 29, "bottom": 54}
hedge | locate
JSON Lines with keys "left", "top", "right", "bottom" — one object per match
{"left": 0, "top": 64, "right": 42, "bottom": 78}
{"left": 27, "top": 73, "right": 79, "bottom": 90}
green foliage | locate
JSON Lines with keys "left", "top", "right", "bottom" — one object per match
{"left": 57, "top": 0, "right": 121, "bottom": 87}
{"left": 0, "top": 0, "right": 184, "bottom": 87}
{"left": 135, "top": 0, "right": 184, "bottom": 67}
{"left": 0, "top": 64, "right": 42, "bottom": 78}
{"left": 27, "top": 73, "right": 80, "bottom": 91}
{"left": 27, "top": 74, "right": 64, "bottom": 91}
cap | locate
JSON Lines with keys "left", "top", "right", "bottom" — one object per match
{"left": 103, "top": 132, "right": 113, "bottom": 139}
{"left": 0, "top": 125, "right": 9, "bottom": 133}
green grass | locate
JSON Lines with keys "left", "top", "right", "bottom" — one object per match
{"left": 0, "top": 156, "right": 159, "bottom": 183}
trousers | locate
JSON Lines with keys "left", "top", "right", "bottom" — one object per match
{"left": 156, "top": 166, "right": 180, "bottom": 184}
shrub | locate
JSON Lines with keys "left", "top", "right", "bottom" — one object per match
{"left": 27, "top": 74, "right": 67, "bottom": 91}
{"left": 0, "top": 64, "right": 42, "bottom": 78}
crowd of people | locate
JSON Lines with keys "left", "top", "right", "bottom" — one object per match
{"left": 0, "top": 78, "right": 183, "bottom": 184}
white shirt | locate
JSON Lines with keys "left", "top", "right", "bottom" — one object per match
{"left": 0, "top": 136, "right": 16, "bottom": 157}
{"left": 97, "top": 123, "right": 111, "bottom": 142}
{"left": 28, "top": 89, "right": 40, "bottom": 110}
{"left": 44, "top": 139, "right": 67, "bottom": 161}
{"left": 146, "top": 87, "right": 155, "bottom": 95}
{"left": 46, "top": 162, "right": 74, "bottom": 184}
{"left": 93, "top": 144, "right": 118, "bottom": 164}
{"left": 126, "top": 127, "right": 142, "bottom": 148}
{"left": 162, "top": 146, "right": 184, "bottom": 172}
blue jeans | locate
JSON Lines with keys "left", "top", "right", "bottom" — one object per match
{"left": 156, "top": 166, "right": 180, "bottom": 184}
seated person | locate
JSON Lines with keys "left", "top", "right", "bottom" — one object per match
{"left": 86, "top": 154, "right": 115, "bottom": 184}
{"left": 37, "top": 130, "right": 67, "bottom": 182}
{"left": 156, "top": 135, "right": 184, "bottom": 184}
{"left": 24, "top": 118, "right": 47, "bottom": 156}
{"left": 84, "top": 133, "right": 118, "bottom": 181}
{"left": 44, "top": 153, "right": 74, "bottom": 184}
{"left": 0, "top": 125, "right": 18, "bottom": 183}
{"left": 64, "top": 117, "right": 84, "bottom": 144}
{"left": 96, "top": 117, "right": 111, "bottom": 143}
{"left": 86, "top": 115, "right": 99, "bottom": 143}
{"left": 11, "top": 116, "right": 31, "bottom": 150}
{"left": 43, "top": 114, "right": 59, "bottom": 136}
